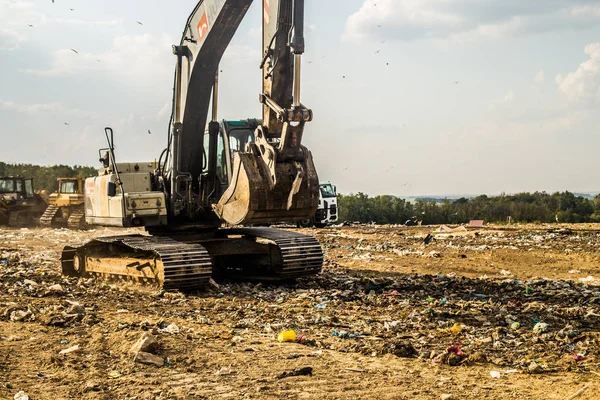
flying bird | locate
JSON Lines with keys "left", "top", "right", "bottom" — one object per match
{"left": 342, "top": 167, "right": 349, "bottom": 171}
{"left": 70, "top": 8, "right": 75, "bottom": 11}
{"left": 375, "top": 50, "right": 380, "bottom": 54}
{"left": 454, "top": 81, "right": 459, "bottom": 84}
{"left": 385, "top": 166, "right": 394, "bottom": 173}
{"left": 342, "top": 75, "right": 346, "bottom": 79}
{"left": 70, "top": 48, "right": 79, "bottom": 54}
{"left": 148, "top": 130, "right": 152, "bottom": 134}
{"left": 64, "top": 122, "right": 69, "bottom": 126}
{"left": 27, "top": 24, "right": 34, "bottom": 28}
{"left": 307, "top": 60, "right": 313, "bottom": 64}
{"left": 136, "top": 21, "right": 143, "bottom": 25}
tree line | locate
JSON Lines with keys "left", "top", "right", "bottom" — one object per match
{"left": 338, "top": 191, "right": 600, "bottom": 224}
{"left": 0, "top": 162, "right": 97, "bottom": 193}
{"left": 2, "top": 161, "right": 597, "bottom": 224}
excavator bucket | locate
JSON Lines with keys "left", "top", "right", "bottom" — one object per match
{"left": 214, "top": 151, "right": 319, "bottom": 226}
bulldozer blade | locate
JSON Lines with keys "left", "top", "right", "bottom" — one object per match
{"left": 213, "top": 151, "right": 319, "bottom": 225}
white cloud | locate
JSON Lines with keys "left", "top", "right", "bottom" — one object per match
{"left": 503, "top": 91, "right": 515, "bottom": 102}
{"left": 0, "top": 0, "right": 43, "bottom": 26}
{"left": 556, "top": 42, "right": 600, "bottom": 104}
{"left": 0, "top": 28, "right": 23, "bottom": 50}
{"left": 24, "top": 33, "right": 174, "bottom": 85}
{"left": 343, "top": 0, "right": 600, "bottom": 43}
{"left": 52, "top": 18, "right": 122, "bottom": 26}
{"left": 156, "top": 101, "right": 171, "bottom": 122}
{"left": 0, "top": 99, "right": 98, "bottom": 118}
{"left": 488, "top": 90, "right": 515, "bottom": 110}
{"left": 534, "top": 70, "right": 545, "bottom": 84}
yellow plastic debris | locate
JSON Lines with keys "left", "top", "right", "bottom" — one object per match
{"left": 449, "top": 323, "right": 463, "bottom": 335}
{"left": 277, "top": 330, "right": 297, "bottom": 342}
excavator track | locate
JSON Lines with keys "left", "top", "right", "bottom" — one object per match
{"left": 216, "top": 227, "right": 323, "bottom": 280}
{"left": 67, "top": 207, "right": 86, "bottom": 230}
{"left": 60, "top": 228, "right": 322, "bottom": 291}
{"left": 40, "top": 205, "right": 59, "bottom": 227}
{"left": 61, "top": 235, "right": 212, "bottom": 291}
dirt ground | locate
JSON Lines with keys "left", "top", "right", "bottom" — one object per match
{"left": 1, "top": 223, "right": 600, "bottom": 399}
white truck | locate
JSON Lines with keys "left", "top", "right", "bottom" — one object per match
{"left": 298, "top": 182, "right": 338, "bottom": 228}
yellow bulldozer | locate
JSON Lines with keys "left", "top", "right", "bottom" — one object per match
{"left": 39, "top": 177, "right": 87, "bottom": 229}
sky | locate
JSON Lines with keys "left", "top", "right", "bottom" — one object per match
{"left": 1, "top": 0, "right": 599, "bottom": 197}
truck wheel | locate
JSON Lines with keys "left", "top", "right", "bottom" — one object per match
{"left": 297, "top": 217, "right": 314, "bottom": 228}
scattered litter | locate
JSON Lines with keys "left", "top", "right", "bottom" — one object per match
{"left": 579, "top": 276, "right": 596, "bottom": 283}
{"left": 532, "top": 322, "right": 548, "bottom": 335}
{"left": 159, "top": 323, "right": 180, "bottom": 334}
{"left": 448, "top": 323, "right": 463, "bottom": 335}
{"left": 566, "top": 384, "right": 590, "bottom": 400}
{"left": 13, "top": 391, "right": 29, "bottom": 400}
{"left": 278, "top": 366, "right": 313, "bottom": 379}
{"left": 345, "top": 367, "right": 366, "bottom": 373}
{"left": 278, "top": 330, "right": 297, "bottom": 342}
{"left": 215, "top": 366, "right": 235, "bottom": 376}
{"left": 59, "top": 344, "right": 80, "bottom": 355}
{"left": 107, "top": 370, "right": 122, "bottom": 379}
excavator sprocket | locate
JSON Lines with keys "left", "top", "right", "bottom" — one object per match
{"left": 40, "top": 205, "right": 59, "bottom": 227}
{"left": 61, "top": 235, "right": 212, "bottom": 291}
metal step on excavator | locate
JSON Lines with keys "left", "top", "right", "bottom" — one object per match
{"left": 61, "top": 0, "right": 323, "bottom": 290}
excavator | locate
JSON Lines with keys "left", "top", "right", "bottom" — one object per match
{"left": 62, "top": 0, "right": 323, "bottom": 290}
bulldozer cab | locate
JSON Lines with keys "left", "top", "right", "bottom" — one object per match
{"left": 0, "top": 177, "right": 34, "bottom": 201}
{"left": 57, "top": 178, "right": 82, "bottom": 195}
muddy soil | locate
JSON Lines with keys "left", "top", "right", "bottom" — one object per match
{"left": 1, "top": 224, "right": 600, "bottom": 399}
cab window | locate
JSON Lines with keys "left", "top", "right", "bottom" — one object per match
{"left": 0, "top": 179, "right": 14, "bottom": 193}
{"left": 25, "top": 180, "right": 34, "bottom": 198}
{"left": 203, "top": 131, "right": 228, "bottom": 184}
{"left": 320, "top": 184, "right": 336, "bottom": 198}
{"left": 60, "top": 180, "right": 77, "bottom": 194}
{"left": 216, "top": 131, "right": 227, "bottom": 184}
